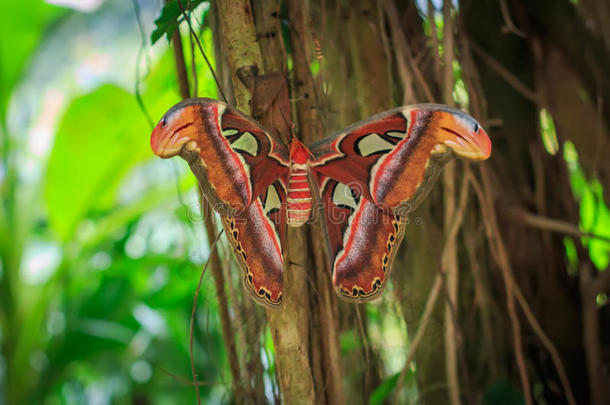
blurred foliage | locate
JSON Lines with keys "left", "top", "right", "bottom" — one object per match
{"left": 0, "top": 1, "right": 227, "bottom": 403}
{"left": 0, "top": 0, "right": 604, "bottom": 404}
{"left": 46, "top": 85, "right": 152, "bottom": 240}
{"left": 0, "top": 0, "right": 64, "bottom": 124}
{"left": 564, "top": 141, "right": 610, "bottom": 270}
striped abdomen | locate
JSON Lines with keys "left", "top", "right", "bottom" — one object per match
{"left": 287, "top": 164, "right": 312, "bottom": 226}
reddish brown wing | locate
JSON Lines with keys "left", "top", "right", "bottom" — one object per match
{"left": 309, "top": 104, "right": 490, "bottom": 213}
{"left": 312, "top": 176, "right": 405, "bottom": 302}
{"left": 219, "top": 104, "right": 291, "bottom": 203}
{"left": 222, "top": 180, "right": 287, "bottom": 307}
{"left": 309, "top": 110, "right": 408, "bottom": 207}
{"left": 152, "top": 98, "right": 290, "bottom": 215}
{"left": 151, "top": 98, "right": 291, "bottom": 307}
{"left": 308, "top": 104, "right": 490, "bottom": 302}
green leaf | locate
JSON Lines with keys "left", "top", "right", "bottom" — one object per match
{"left": 580, "top": 186, "right": 596, "bottom": 232}
{"left": 45, "top": 85, "right": 152, "bottom": 241}
{"left": 150, "top": 0, "right": 207, "bottom": 45}
{"left": 370, "top": 370, "right": 415, "bottom": 405}
{"left": 370, "top": 373, "right": 399, "bottom": 405}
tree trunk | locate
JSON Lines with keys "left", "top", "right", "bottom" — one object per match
{"left": 215, "top": 1, "right": 318, "bottom": 403}
{"left": 207, "top": 1, "right": 610, "bottom": 404}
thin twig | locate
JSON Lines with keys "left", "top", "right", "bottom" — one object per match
{"left": 469, "top": 168, "right": 577, "bottom": 405}
{"left": 441, "top": 3, "right": 462, "bottom": 404}
{"left": 440, "top": 268, "right": 476, "bottom": 405}
{"left": 499, "top": 0, "right": 526, "bottom": 38}
{"left": 442, "top": 0, "right": 455, "bottom": 106}
{"left": 170, "top": 16, "right": 191, "bottom": 99}
{"left": 507, "top": 261, "right": 533, "bottom": 405}
{"left": 355, "top": 305, "right": 371, "bottom": 390}
{"left": 444, "top": 165, "right": 471, "bottom": 246}
{"left": 176, "top": 0, "right": 227, "bottom": 101}
{"left": 443, "top": 165, "right": 475, "bottom": 405}
{"left": 468, "top": 170, "right": 533, "bottom": 405}
{"left": 441, "top": 162, "right": 471, "bottom": 405}
{"left": 189, "top": 228, "right": 224, "bottom": 405}
{"left": 376, "top": 0, "right": 394, "bottom": 97}
{"left": 427, "top": 0, "right": 441, "bottom": 84}
{"left": 131, "top": 0, "right": 154, "bottom": 128}
{"left": 393, "top": 273, "right": 443, "bottom": 401}
{"left": 161, "top": 369, "right": 220, "bottom": 386}
{"left": 507, "top": 207, "right": 610, "bottom": 244}
{"left": 383, "top": 0, "right": 433, "bottom": 102}
{"left": 464, "top": 218, "right": 500, "bottom": 379}
{"left": 188, "top": 0, "right": 199, "bottom": 97}
{"left": 170, "top": 160, "right": 189, "bottom": 211}
{"left": 470, "top": 41, "right": 539, "bottom": 103}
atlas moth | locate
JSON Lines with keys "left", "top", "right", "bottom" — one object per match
{"left": 151, "top": 98, "right": 491, "bottom": 307}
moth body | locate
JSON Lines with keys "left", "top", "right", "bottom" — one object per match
{"left": 286, "top": 139, "right": 314, "bottom": 226}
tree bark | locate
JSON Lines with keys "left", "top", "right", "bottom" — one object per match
{"left": 384, "top": 1, "right": 451, "bottom": 403}
{"left": 440, "top": 3, "right": 463, "bottom": 405}
{"left": 215, "top": 1, "right": 317, "bottom": 403}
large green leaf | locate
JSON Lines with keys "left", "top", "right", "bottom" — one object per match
{"left": 45, "top": 85, "right": 152, "bottom": 241}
